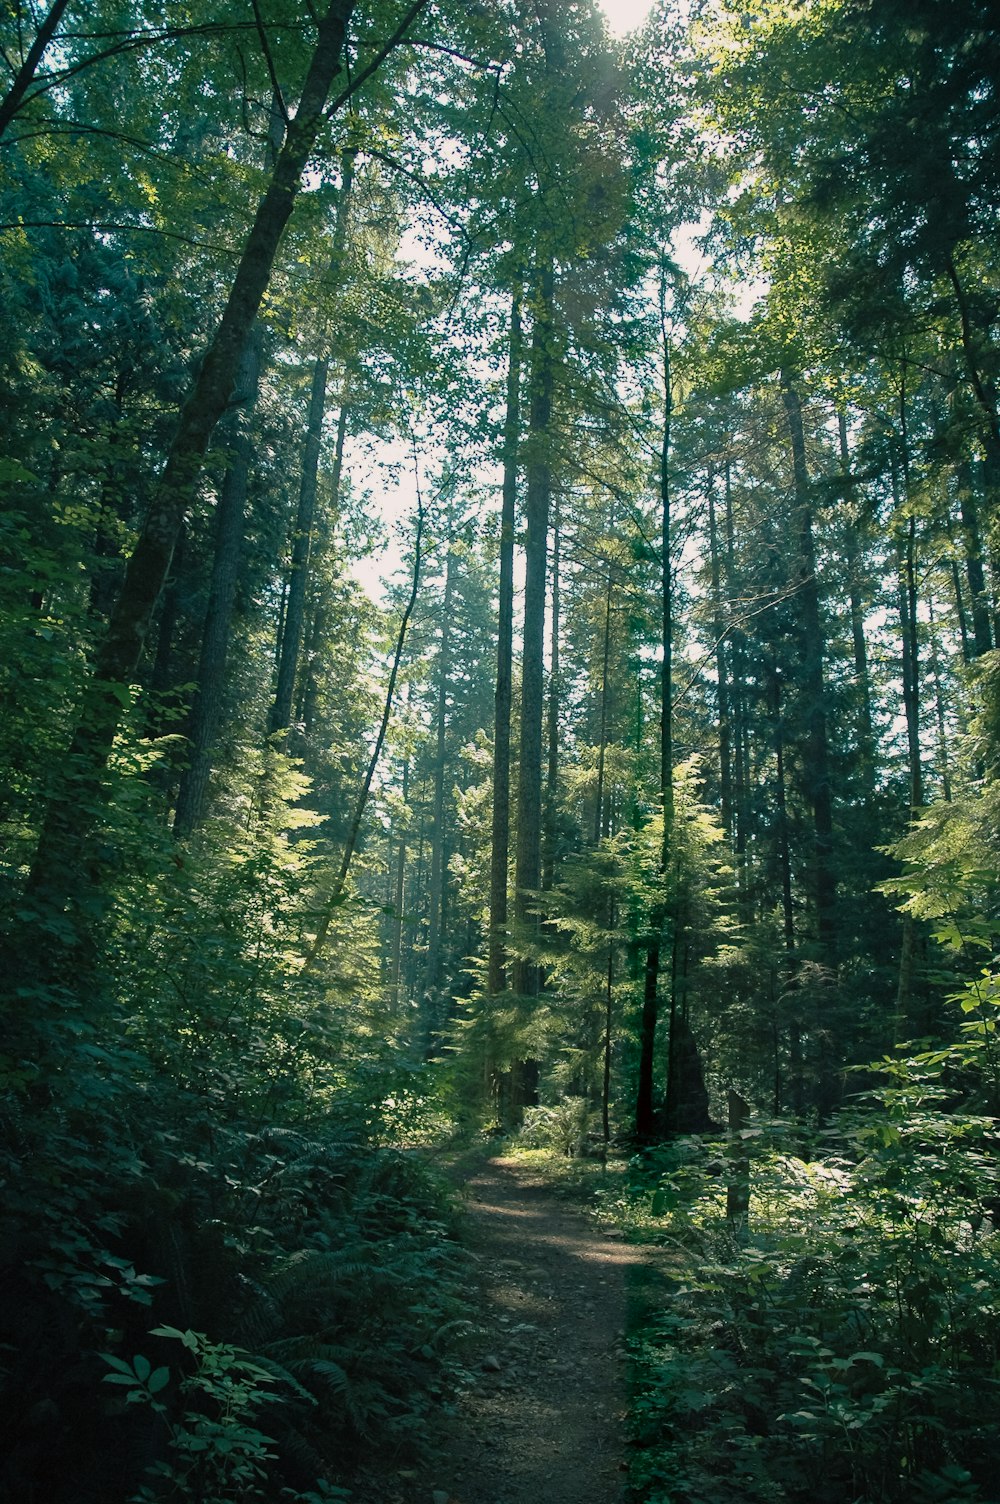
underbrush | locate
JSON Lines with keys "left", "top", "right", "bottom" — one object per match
{"left": 1, "top": 1039, "right": 473, "bottom": 1504}
{"left": 614, "top": 1083, "right": 1000, "bottom": 1504}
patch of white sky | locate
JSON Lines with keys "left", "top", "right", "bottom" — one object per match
{"left": 598, "top": 0, "right": 656, "bottom": 39}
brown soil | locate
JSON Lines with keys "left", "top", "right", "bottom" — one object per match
{"left": 365, "top": 1154, "right": 653, "bottom": 1504}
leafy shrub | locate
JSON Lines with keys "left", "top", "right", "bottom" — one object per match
{"left": 626, "top": 1082, "right": 1000, "bottom": 1504}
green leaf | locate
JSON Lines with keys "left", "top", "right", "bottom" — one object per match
{"left": 101, "top": 1353, "right": 137, "bottom": 1377}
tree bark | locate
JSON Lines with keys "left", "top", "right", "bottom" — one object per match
{"left": 781, "top": 373, "right": 836, "bottom": 960}
{"left": 423, "top": 534, "right": 456, "bottom": 1031}
{"left": 838, "top": 410, "right": 875, "bottom": 806}
{"left": 958, "top": 463, "right": 993, "bottom": 658}
{"left": 173, "top": 329, "right": 262, "bottom": 838}
{"left": 25, "top": 0, "right": 424, "bottom": 925}
{"left": 707, "top": 481, "right": 733, "bottom": 832}
{"left": 270, "top": 150, "right": 356, "bottom": 738}
{"left": 487, "top": 285, "right": 521, "bottom": 999}
{"left": 542, "top": 498, "right": 561, "bottom": 885}
{"left": 512, "top": 256, "right": 555, "bottom": 1003}
{"left": 635, "top": 270, "right": 674, "bottom": 1139}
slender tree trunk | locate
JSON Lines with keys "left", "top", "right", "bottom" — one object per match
{"left": 594, "top": 562, "right": 613, "bottom": 846}
{"left": 488, "top": 287, "right": 522, "bottom": 998}
{"left": 635, "top": 271, "right": 674, "bottom": 1139}
{"left": 542, "top": 499, "right": 561, "bottom": 889}
{"left": 270, "top": 151, "right": 356, "bottom": 737}
{"left": 958, "top": 463, "right": 993, "bottom": 657}
{"left": 707, "top": 481, "right": 733, "bottom": 832}
{"left": 724, "top": 461, "right": 751, "bottom": 917}
{"left": 512, "top": 256, "right": 555, "bottom": 1004}
{"left": 893, "top": 408, "right": 926, "bottom": 1039}
{"left": 781, "top": 373, "right": 835, "bottom": 960}
{"left": 896, "top": 516, "right": 924, "bottom": 812}
{"left": 26, "top": 0, "right": 363, "bottom": 918}
{"left": 770, "top": 659, "right": 801, "bottom": 1114}
{"left": 146, "top": 522, "right": 187, "bottom": 738}
{"left": 302, "top": 496, "right": 424, "bottom": 973}
{"left": 838, "top": 410, "right": 875, "bottom": 806}
{"left": 602, "top": 917, "right": 614, "bottom": 1156}
{"left": 389, "top": 751, "right": 410, "bottom": 1009}
{"left": 927, "top": 595, "right": 953, "bottom": 802}
{"left": 173, "top": 329, "right": 262, "bottom": 837}
{"left": 423, "top": 536, "right": 456, "bottom": 1032}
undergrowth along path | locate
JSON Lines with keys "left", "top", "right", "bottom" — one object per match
{"left": 406, "top": 1154, "right": 656, "bottom": 1504}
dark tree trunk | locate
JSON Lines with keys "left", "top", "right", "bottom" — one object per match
{"left": 838, "top": 411, "right": 875, "bottom": 806}
{"left": 484, "top": 288, "right": 523, "bottom": 1004}
{"left": 488, "top": 284, "right": 521, "bottom": 999}
{"left": 270, "top": 151, "right": 356, "bottom": 738}
{"left": 389, "top": 750, "right": 410, "bottom": 1010}
{"left": 512, "top": 256, "right": 555, "bottom": 1004}
{"left": 724, "top": 462, "right": 751, "bottom": 917}
{"left": 781, "top": 373, "right": 836, "bottom": 960}
{"left": 594, "top": 561, "right": 613, "bottom": 846}
{"left": 423, "top": 536, "right": 456, "bottom": 1037}
{"left": 543, "top": 500, "right": 561, "bottom": 886}
{"left": 707, "top": 482, "right": 733, "bottom": 833}
{"left": 636, "top": 273, "right": 674, "bottom": 1139}
{"left": 26, "top": 0, "right": 362, "bottom": 920}
{"left": 958, "top": 463, "right": 994, "bottom": 658}
{"left": 173, "top": 329, "right": 262, "bottom": 838}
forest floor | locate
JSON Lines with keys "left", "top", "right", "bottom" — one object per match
{"left": 356, "top": 1152, "right": 662, "bottom": 1504}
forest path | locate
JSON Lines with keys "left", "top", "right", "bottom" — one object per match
{"left": 370, "top": 1154, "right": 659, "bottom": 1504}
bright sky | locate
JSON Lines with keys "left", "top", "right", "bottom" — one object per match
{"left": 598, "top": 0, "right": 655, "bottom": 37}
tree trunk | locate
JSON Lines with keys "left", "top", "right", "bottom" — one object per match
{"left": 512, "top": 256, "right": 555, "bottom": 1004}
{"left": 958, "top": 463, "right": 993, "bottom": 658}
{"left": 594, "top": 561, "right": 613, "bottom": 846}
{"left": 25, "top": 0, "right": 426, "bottom": 926}
{"left": 636, "top": 269, "right": 674, "bottom": 1139}
{"left": 838, "top": 410, "right": 875, "bottom": 807}
{"left": 781, "top": 373, "right": 835, "bottom": 960}
{"left": 173, "top": 329, "right": 262, "bottom": 837}
{"left": 302, "top": 496, "right": 424, "bottom": 973}
{"left": 389, "top": 750, "right": 410, "bottom": 1010}
{"left": 543, "top": 499, "right": 561, "bottom": 885}
{"left": 488, "top": 284, "right": 521, "bottom": 999}
{"left": 707, "top": 482, "right": 733, "bottom": 833}
{"left": 422, "top": 535, "right": 456, "bottom": 1038}
{"left": 270, "top": 151, "right": 356, "bottom": 738}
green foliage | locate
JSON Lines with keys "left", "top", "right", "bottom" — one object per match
{"left": 624, "top": 1085, "right": 1000, "bottom": 1504}
{"left": 103, "top": 1327, "right": 286, "bottom": 1504}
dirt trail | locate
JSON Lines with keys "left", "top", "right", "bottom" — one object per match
{"left": 396, "top": 1155, "right": 653, "bottom": 1504}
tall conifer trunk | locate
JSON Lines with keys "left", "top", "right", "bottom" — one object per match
{"left": 543, "top": 500, "right": 561, "bottom": 887}
{"left": 270, "top": 151, "right": 356, "bottom": 738}
{"left": 25, "top": 0, "right": 426, "bottom": 928}
{"left": 838, "top": 410, "right": 875, "bottom": 807}
{"left": 781, "top": 373, "right": 836, "bottom": 960}
{"left": 173, "top": 330, "right": 263, "bottom": 837}
{"left": 512, "top": 257, "right": 555, "bottom": 1006}
{"left": 423, "top": 535, "right": 456, "bottom": 1039}
{"left": 635, "top": 272, "right": 674, "bottom": 1139}
{"left": 488, "top": 285, "right": 521, "bottom": 1000}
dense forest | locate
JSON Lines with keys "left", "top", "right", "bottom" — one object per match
{"left": 2, "top": 0, "right": 999, "bottom": 1499}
